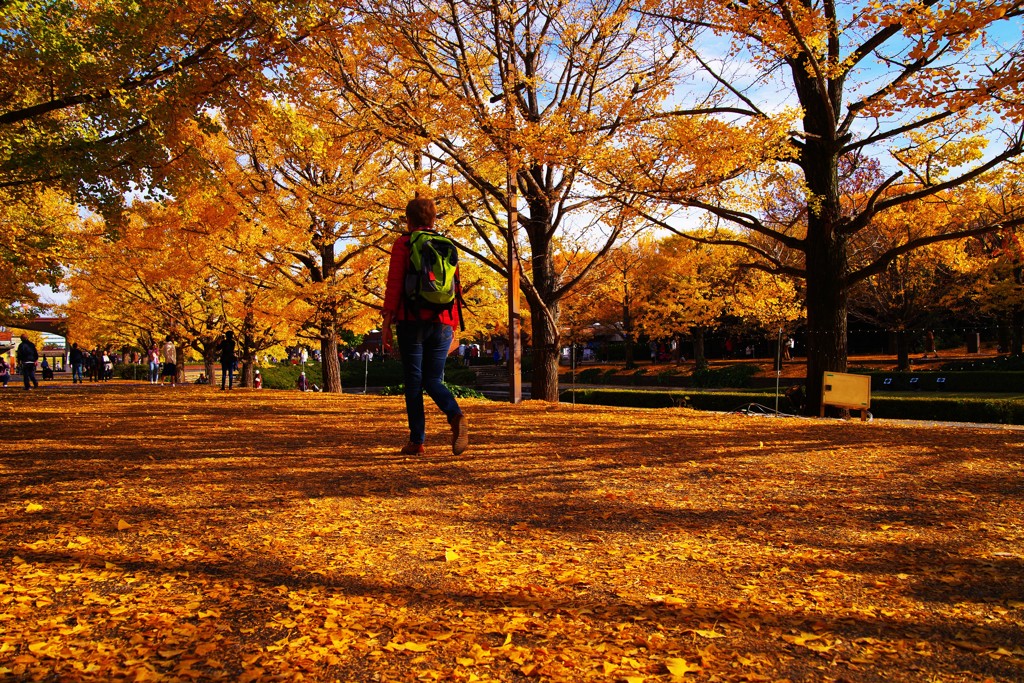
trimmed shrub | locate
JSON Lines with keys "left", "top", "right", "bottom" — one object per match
{"left": 560, "top": 388, "right": 1024, "bottom": 424}
{"left": 115, "top": 363, "right": 148, "bottom": 380}
{"left": 691, "top": 363, "right": 760, "bottom": 388}
{"left": 260, "top": 363, "right": 322, "bottom": 390}
{"left": 256, "top": 359, "right": 476, "bottom": 391}
{"left": 561, "top": 364, "right": 760, "bottom": 389}
{"left": 574, "top": 368, "right": 604, "bottom": 383}
{"left": 380, "top": 383, "right": 485, "bottom": 399}
{"left": 868, "top": 371, "right": 1024, "bottom": 393}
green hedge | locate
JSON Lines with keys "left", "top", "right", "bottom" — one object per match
{"left": 561, "top": 367, "right": 1024, "bottom": 393}
{"left": 561, "top": 388, "right": 1024, "bottom": 424}
{"left": 867, "top": 371, "right": 1024, "bottom": 393}
{"left": 379, "top": 383, "right": 485, "bottom": 399}
{"left": 562, "top": 388, "right": 778, "bottom": 411}
{"left": 870, "top": 395, "right": 1024, "bottom": 423}
{"left": 259, "top": 359, "right": 475, "bottom": 391}
{"left": 940, "top": 355, "right": 1024, "bottom": 371}
{"left": 561, "top": 364, "right": 759, "bottom": 389}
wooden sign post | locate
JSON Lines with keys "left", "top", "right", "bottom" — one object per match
{"left": 820, "top": 371, "right": 871, "bottom": 421}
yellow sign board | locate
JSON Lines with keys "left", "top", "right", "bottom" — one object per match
{"left": 820, "top": 371, "right": 871, "bottom": 421}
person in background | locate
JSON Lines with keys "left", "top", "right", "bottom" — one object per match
{"left": 0, "top": 356, "right": 10, "bottom": 388}
{"left": 381, "top": 196, "right": 469, "bottom": 457}
{"left": 102, "top": 349, "right": 113, "bottom": 380}
{"left": 161, "top": 337, "right": 177, "bottom": 387}
{"left": 69, "top": 343, "right": 85, "bottom": 384}
{"left": 924, "top": 330, "right": 937, "bottom": 358}
{"left": 254, "top": 369, "right": 263, "bottom": 389}
{"left": 296, "top": 372, "right": 308, "bottom": 391}
{"left": 16, "top": 334, "right": 39, "bottom": 390}
{"left": 219, "top": 330, "right": 236, "bottom": 390}
{"left": 90, "top": 348, "right": 102, "bottom": 382}
{"left": 147, "top": 343, "right": 160, "bottom": 384}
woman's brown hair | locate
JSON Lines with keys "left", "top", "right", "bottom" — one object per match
{"left": 405, "top": 197, "right": 436, "bottom": 229}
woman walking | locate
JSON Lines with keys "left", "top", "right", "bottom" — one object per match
{"left": 381, "top": 196, "right": 469, "bottom": 456}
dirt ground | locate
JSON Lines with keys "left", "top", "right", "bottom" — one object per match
{"left": 2, "top": 384, "right": 1022, "bottom": 682}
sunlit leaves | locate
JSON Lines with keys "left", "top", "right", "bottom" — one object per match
{"left": 3, "top": 387, "right": 1023, "bottom": 680}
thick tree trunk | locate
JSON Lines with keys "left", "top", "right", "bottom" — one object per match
{"left": 523, "top": 189, "right": 561, "bottom": 402}
{"left": 530, "top": 299, "right": 560, "bottom": 401}
{"left": 803, "top": 236, "right": 849, "bottom": 415}
{"left": 321, "top": 334, "right": 342, "bottom": 393}
{"left": 692, "top": 326, "right": 707, "bottom": 370}
{"left": 176, "top": 343, "right": 187, "bottom": 385}
{"left": 239, "top": 331, "right": 254, "bottom": 387}
{"left": 204, "top": 356, "right": 215, "bottom": 386}
{"left": 895, "top": 329, "right": 911, "bottom": 371}
{"left": 240, "top": 361, "right": 254, "bottom": 388}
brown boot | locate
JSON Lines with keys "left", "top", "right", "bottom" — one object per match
{"left": 449, "top": 414, "right": 469, "bottom": 455}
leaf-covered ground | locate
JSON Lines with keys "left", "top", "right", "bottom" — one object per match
{"left": 2, "top": 385, "right": 1023, "bottom": 682}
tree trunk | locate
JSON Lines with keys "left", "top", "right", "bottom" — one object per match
{"left": 790, "top": 46, "right": 850, "bottom": 415}
{"left": 321, "top": 334, "right": 342, "bottom": 393}
{"left": 623, "top": 290, "right": 635, "bottom": 369}
{"left": 204, "top": 355, "right": 215, "bottom": 387}
{"left": 239, "top": 326, "right": 254, "bottom": 388}
{"left": 692, "top": 326, "right": 707, "bottom": 370}
{"left": 176, "top": 343, "right": 187, "bottom": 385}
{"left": 803, "top": 237, "right": 849, "bottom": 415}
{"left": 895, "top": 329, "right": 911, "bottom": 371}
{"left": 523, "top": 188, "right": 561, "bottom": 402}
{"left": 240, "top": 360, "right": 254, "bottom": 388}
{"left": 530, "top": 299, "right": 560, "bottom": 401}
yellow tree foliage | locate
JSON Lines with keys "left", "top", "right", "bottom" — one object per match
{"left": 0, "top": 187, "right": 82, "bottom": 319}
{"left": 619, "top": 0, "right": 1024, "bottom": 411}
{"left": 632, "top": 232, "right": 802, "bottom": 368}
{"left": 314, "top": 0, "right": 704, "bottom": 400}
{"left": 62, "top": 201, "right": 221, "bottom": 371}
{"left": 206, "top": 106, "right": 400, "bottom": 392}
{"left": 0, "top": 0, "right": 311, "bottom": 214}
{"left": 559, "top": 239, "right": 660, "bottom": 368}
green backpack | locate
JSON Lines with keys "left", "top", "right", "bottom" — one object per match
{"left": 404, "top": 230, "right": 463, "bottom": 322}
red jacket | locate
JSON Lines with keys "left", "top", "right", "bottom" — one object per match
{"left": 383, "top": 233, "right": 461, "bottom": 327}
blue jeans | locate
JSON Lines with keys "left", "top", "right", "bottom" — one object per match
{"left": 22, "top": 362, "right": 38, "bottom": 389}
{"left": 397, "top": 321, "right": 461, "bottom": 445}
{"left": 149, "top": 361, "right": 159, "bottom": 383}
{"left": 221, "top": 364, "right": 234, "bottom": 389}
{"left": 72, "top": 363, "right": 84, "bottom": 383}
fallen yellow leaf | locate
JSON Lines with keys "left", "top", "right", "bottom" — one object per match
{"left": 694, "top": 629, "right": 725, "bottom": 639}
{"left": 666, "top": 657, "right": 701, "bottom": 677}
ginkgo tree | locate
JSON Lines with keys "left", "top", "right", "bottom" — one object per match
{"left": 558, "top": 239, "right": 659, "bottom": 369}
{"left": 632, "top": 233, "right": 801, "bottom": 369}
{"left": 210, "top": 106, "right": 400, "bottom": 392}
{"left": 957, "top": 225, "right": 1024, "bottom": 355}
{"left": 619, "top": 0, "right": 1024, "bottom": 412}
{"left": 62, "top": 200, "right": 225, "bottom": 382}
{"left": 316, "top": 0, "right": 711, "bottom": 401}
{"left": 0, "top": 0, "right": 311, "bottom": 212}
{"left": 0, "top": 187, "right": 81, "bottom": 318}
{"left": 0, "top": 0, "right": 325, "bottom": 324}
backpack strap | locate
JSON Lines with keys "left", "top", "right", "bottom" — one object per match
{"left": 455, "top": 270, "right": 466, "bottom": 332}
